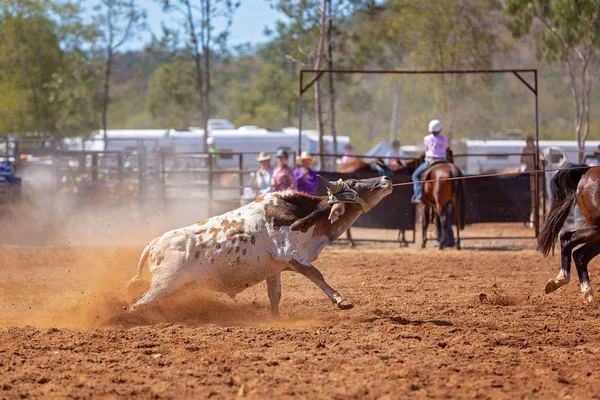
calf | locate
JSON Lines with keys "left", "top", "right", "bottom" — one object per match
{"left": 128, "top": 175, "right": 393, "bottom": 315}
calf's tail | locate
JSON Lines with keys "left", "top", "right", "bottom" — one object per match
{"left": 127, "top": 242, "right": 152, "bottom": 295}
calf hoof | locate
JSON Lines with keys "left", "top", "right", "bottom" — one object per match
{"left": 337, "top": 300, "right": 353, "bottom": 310}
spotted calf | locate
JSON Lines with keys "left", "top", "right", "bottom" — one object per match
{"left": 128, "top": 175, "right": 393, "bottom": 315}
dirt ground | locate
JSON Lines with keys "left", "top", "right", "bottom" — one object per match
{"left": 2, "top": 228, "right": 600, "bottom": 399}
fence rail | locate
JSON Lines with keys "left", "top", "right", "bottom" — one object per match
{"left": 3, "top": 139, "right": 559, "bottom": 244}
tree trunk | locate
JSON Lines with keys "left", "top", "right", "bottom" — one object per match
{"left": 390, "top": 84, "right": 401, "bottom": 142}
{"left": 204, "top": 0, "right": 211, "bottom": 142}
{"left": 287, "top": 61, "right": 293, "bottom": 126}
{"left": 183, "top": 0, "right": 205, "bottom": 150}
{"left": 326, "top": 0, "right": 337, "bottom": 156}
{"left": 314, "top": 0, "right": 327, "bottom": 169}
{"left": 102, "top": 47, "right": 112, "bottom": 149}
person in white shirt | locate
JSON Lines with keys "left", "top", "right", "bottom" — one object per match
{"left": 255, "top": 152, "right": 273, "bottom": 196}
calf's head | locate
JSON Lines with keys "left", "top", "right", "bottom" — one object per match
{"left": 319, "top": 175, "right": 393, "bottom": 223}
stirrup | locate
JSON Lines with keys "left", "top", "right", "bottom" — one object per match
{"left": 411, "top": 195, "right": 421, "bottom": 204}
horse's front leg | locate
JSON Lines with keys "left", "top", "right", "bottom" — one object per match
{"left": 346, "top": 228, "right": 356, "bottom": 248}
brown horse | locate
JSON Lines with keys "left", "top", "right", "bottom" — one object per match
{"left": 408, "top": 154, "right": 465, "bottom": 250}
{"left": 337, "top": 158, "right": 401, "bottom": 175}
{"left": 537, "top": 165, "right": 600, "bottom": 302}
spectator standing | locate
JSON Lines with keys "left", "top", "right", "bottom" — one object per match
{"left": 520, "top": 136, "right": 537, "bottom": 172}
{"left": 520, "top": 135, "right": 538, "bottom": 228}
{"left": 207, "top": 137, "right": 219, "bottom": 168}
{"left": 294, "top": 152, "right": 318, "bottom": 196}
{"left": 255, "top": 152, "right": 273, "bottom": 196}
{"left": 271, "top": 149, "right": 296, "bottom": 192}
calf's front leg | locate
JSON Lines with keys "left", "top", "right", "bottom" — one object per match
{"left": 289, "top": 259, "right": 353, "bottom": 310}
{"left": 266, "top": 273, "right": 281, "bottom": 316}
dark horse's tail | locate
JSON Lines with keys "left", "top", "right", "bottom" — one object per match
{"left": 452, "top": 168, "right": 466, "bottom": 230}
{"left": 537, "top": 165, "right": 590, "bottom": 256}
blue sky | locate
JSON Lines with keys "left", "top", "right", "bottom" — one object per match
{"left": 84, "top": 0, "right": 281, "bottom": 51}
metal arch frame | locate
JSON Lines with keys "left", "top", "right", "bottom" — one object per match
{"left": 297, "top": 68, "right": 540, "bottom": 236}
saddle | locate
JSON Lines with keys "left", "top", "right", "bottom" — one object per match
{"left": 422, "top": 159, "right": 451, "bottom": 181}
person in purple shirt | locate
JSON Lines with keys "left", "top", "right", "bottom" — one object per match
{"left": 294, "top": 151, "right": 319, "bottom": 196}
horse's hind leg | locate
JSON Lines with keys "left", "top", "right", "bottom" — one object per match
{"left": 452, "top": 198, "right": 461, "bottom": 250}
{"left": 573, "top": 236, "right": 600, "bottom": 303}
{"left": 545, "top": 229, "right": 576, "bottom": 294}
{"left": 546, "top": 226, "right": 600, "bottom": 296}
{"left": 437, "top": 204, "right": 446, "bottom": 250}
{"left": 421, "top": 204, "right": 429, "bottom": 249}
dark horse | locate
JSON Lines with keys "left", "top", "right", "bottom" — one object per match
{"left": 406, "top": 154, "right": 465, "bottom": 250}
{"left": 336, "top": 157, "right": 405, "bottom": 247}
{"left": 537, "top": 165, "right": 600, "bottom": 302}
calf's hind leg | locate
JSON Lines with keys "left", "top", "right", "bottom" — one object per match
{"left": 130, "top": 265, "right": 192, "bottom": 311}
{"left": 290, "top": 259, "right": 353, "bottom": 310}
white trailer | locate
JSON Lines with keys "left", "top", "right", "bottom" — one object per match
{"left": 400, "top": 138, "right": 600, "bottom": 174}
{"left": 86, "top": 122, "right": 350, "bottom": 171}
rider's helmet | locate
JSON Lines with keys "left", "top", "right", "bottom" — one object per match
{"left": 428, "top": 119, "right": 442, "bottom": 135}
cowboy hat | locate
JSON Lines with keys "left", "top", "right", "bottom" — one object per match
{"left": 256, "top": 152, "right": 271, "bottom": 162}
{"left": 297, "top": 151, "right": 315, "bottom": 163}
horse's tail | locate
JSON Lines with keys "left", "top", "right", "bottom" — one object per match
{"left": 537, "top": 165, "right": 590, "bottom": 256}
{"left": 453, "top": 171, "right": 466, "bottom": 230}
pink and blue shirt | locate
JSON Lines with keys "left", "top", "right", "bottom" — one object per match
{"left": 424, "top": 134, "right": 449, "bottom": 160}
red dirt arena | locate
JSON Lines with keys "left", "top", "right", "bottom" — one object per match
{"left": 1, "top": 225, "right": 600, "bottom": 399}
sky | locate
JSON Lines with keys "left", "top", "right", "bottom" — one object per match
{"left": 84, "top": 0, "right": 281, "bottom": 51}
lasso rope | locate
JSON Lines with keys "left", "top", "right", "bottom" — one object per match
{"left": 391, "top": 165, "right": 592, "bottom": 188}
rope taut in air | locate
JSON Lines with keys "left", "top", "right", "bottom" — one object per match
{"left": 391, "top": 165, "right": 592, "bottom": 188}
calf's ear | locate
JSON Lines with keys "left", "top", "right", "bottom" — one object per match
{"left": 328, "top": 202, "right": 345, "bottom": 224}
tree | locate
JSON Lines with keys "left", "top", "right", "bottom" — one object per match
{"left": 0, "top": 0, "right": 103, "bottom": 138}
{"left": 386, "top": 0, "right": 501, "bottom": 138}
{"left": 146, "top": 61, "right": 199, "bottom": 128}
{"left": 505, "top": 0, "right": 600, "bottom": 162}
{"left": 94, "top": 0, "right": 145, "bottom": 144}
{"left": 157, "top": 0, "right": 239, "bottom": 150}
{"left": 266, "top": 0, "right": 364, "bottom": 161}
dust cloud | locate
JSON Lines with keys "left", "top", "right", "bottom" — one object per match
{"left": 0, "top": 166, "right": 300, "bottom": 329}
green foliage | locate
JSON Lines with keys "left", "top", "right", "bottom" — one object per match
{"left": 506, "top": 0, "right": 600, "bottom": 62}
{"left": 2, "top": 0, "right": 600, "bottom": 152}
{"left": 0, "top": 1, "right": 102, "bottom": 137}
{"left": 146, "top": 61, "right": 200, "bottom": 128}
{"left": 505, "top": 0, "right": 600, "bottom": 158}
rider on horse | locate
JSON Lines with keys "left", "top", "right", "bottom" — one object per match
{"left": 411, "top": 119, "right": 449, "bottom": 204}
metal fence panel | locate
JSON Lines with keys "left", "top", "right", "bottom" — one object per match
{"left": 317, "top": 171, "right": 415, "bottom": 231}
